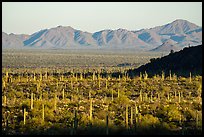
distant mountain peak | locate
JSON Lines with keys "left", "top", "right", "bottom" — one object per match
{"left": 2, "top": 19, "right": 202, "bottom": 50}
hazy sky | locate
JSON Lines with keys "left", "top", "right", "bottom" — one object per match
{"left": 2, "top": 2, "right": 202, "bottom": 35}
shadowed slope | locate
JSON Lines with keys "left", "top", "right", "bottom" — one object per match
{"left": 128, "top": 45, "right": 202, "bottom": 77}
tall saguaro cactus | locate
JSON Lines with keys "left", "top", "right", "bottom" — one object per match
{"left": 145, "top": 93, "right": 148, "bottom": 102}
{"left": 150, "top": 92, "right": 153, "bottom": 102}
{"left": 125, "top": 105, "right": 129, "bottom": 129}
{"left": 31, "top": 92, "right": 33, "bottom": 109}
{"left": 6, "top": 70, "right": 9, "bottom": 82}
{"left": 143, "top": 71, "right": 148, "bottom": 80}
{"left": 169, "top": 70, "right": 172, "bottom": 80}
{"left": 161, "top": 71, "right": 165, "bottom": 81}
{"left": 111, "top": 90, "right": 114, "bottom": 101}
{"left": 89, "top": 98, "right": 93, "bottom": 123}
{"left": 139, "top": 72, "right": 142, "bottom": 81}
{"left": 118, "top": 89, "right": 120, "bottom": 98}
{"left": 93, "top": 72, "right": 95, "bottom": 81}
{"left": 189, "top": 72, "right": 192, "bottom": 83}
{"left": 157, "top": 93, "right": 160, "bottom": 100}
{"left": 3, "top": 80, "right": 6, "bottom": 89}
{"left": 3, "top": 95, "right": 7, "bottom": 106}
{"left": 71, "top": 79, "right": 73, "bottom": 89}
{"left": 167, "top": 92, "right": 170, "bottom": 101}
{"left": 178, "top": 91, "right": 181, "bottom": 103}
{"left": 130, "top": 107, "right": 133, "bottom": 128}
{"left": 196, "top": 110, "right": 199, "bottom": 128}
{"left": 105, "top": 80, "right": 108, "bottom": 89}
{"left": 23, "top": 108, "right": 27, "bottom": 125}
{"left": 140, "top": 90, "right": 143, "bottom": 102}
{"left": 89, "top": 90, "right": 91, "bottom": 99}
{"left": 62, "top": 89, "right": 65, "bottom": 100}
{"left": 33, "top": 72, "right": 36, "bottom": 81}
{"left": 54, "top": 94, "right": 57, "bottom": 111}
{"left": 42, "top": 104, "right": 45, "bottom": 122}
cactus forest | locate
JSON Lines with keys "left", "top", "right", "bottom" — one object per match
{"left": 2, "top": 50, "right": 202, "bottom": 135}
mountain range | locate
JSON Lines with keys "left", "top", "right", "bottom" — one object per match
{"left": 2, "top": 19, "right": 202, "bottom": 51}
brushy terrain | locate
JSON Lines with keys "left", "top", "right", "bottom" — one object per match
{"left": 2, "top": 48, "right": 202, "bottom": 135}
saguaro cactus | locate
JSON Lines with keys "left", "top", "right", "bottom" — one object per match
{"left": 89, "top": 98, "right": 93, "bottom": 122}
{"left": 89, "top": 90, "right": 91, "bottom": 99}
{"left": 196, "top": 110, "right": 199, "bottom": 128}
{"left": 169, "top": 70, "right": 172, "bottom": 80}
{"left": 167, "top": 92, "right": 170, "bottom": 101}
{"left": 189, "top": 72, "right": 192, "bottom": 83}
{"left": 45, "top": 70, "right": 48, "bottom": 80}
{"left": 130, "top": 107, "right": 133, "bottom": 127}
{"left": 150, "top": 92, "right": 153, "bottom": 102}
{"left": 6, "top": 71, "right": 9, "bottom": 82}
{"left": 111, "top": 90, "right": 114, "bottom": 101}
{"left": 42, "top": 104, "right": 45, "bottom": 122}
{"left": 157, "top": 93, "right": 160, "bottom": 100}
{"left": 105, "top": 80, "right": 108, "bottom": 89}
{"left": 144, "top": 71, "right": 148, "bottom": 80}
{"left": 139, "top": 72, "right": 142, "bottom": 81}
{"left": 61, "top": 74, "right": 64, "bottom": 81}
{"left": 23, "top": 108, "right": 27, "bottom": 125}
{"left": 33, "top": 72, "right": 36, "bottom": 81}
{"left": 161, "top": 71, "right": 165, "bottom": 81}
{"left": 126, "top": 105, "right": 129, "bottom": 129}
{"left": 62, "top": 89, "right": 65, "bottom": 100}
{"left": 71, "top": 79, "right": 73, "bottom": 89}
{"left": 145, "top": 93, "right": 148, "bottom": 102}
{"left": 138, "top": 113, "right": 142, "bottom": 124}
{"left": 3, "top": 95, "right": 7, "bottom": 106}
{"left": 178, "top": 91, "right": 181, "bottom": 103}
{"left": 98, "top": 73, "right": 100, "bottom": 80}
{"left": 31, "top": 92, "right": 33, "bottom": 109}
{"left": 3, "top": 80, "right": 6, "bottom": 89}
{"left": 179, "top": 114, "right": 182, "bottom": 125}
{"left": 54, "top": 94, "right": 57, "bottom": 111}
{"left": 118, "top": 89, "right": 120, "bottom": 98}
{"left": 140, "top": 90, "right": 143, "bottom": 102}
{"left": 92, "top": 72, "right": 95, "bottom": 81}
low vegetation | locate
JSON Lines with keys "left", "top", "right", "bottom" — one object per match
{"left": 2, "top": 49, "right": 202, "bottom": 135}
{"left": 2, "top": 68, "right": 202, "bottom": 135}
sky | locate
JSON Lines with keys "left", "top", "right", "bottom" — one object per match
{"left": 2, "top": 2, "right": 202, "bottom": 35}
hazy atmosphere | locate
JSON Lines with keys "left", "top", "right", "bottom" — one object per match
{"left": 2, "top": 2, "right": 202, "bottom": 34}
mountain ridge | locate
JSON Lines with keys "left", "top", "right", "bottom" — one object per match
{"left": 2, "top": 19, "right": 202, "bottom": 51}
{"left": 127, "top": 44, "right": 202, "bottom": 77}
